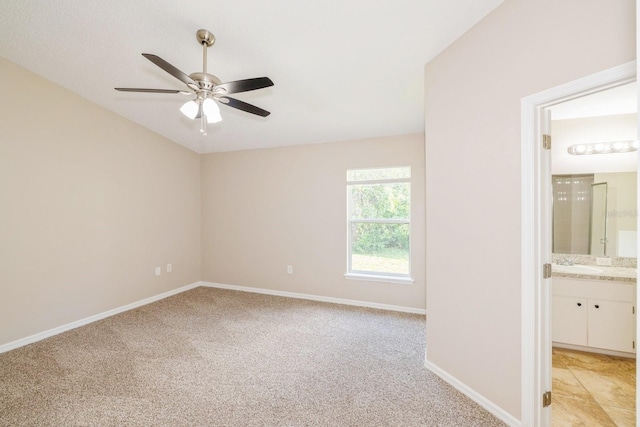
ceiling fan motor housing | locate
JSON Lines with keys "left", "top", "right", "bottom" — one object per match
{"left": 189, "top": 72, "right": 222, "bottom": 93}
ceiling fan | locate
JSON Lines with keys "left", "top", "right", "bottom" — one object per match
{"left": 115, "top": 29, "right": 274, "bottom": 135}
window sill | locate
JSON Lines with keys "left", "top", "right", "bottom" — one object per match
{"left": 343, "top": 273, "right": 414, "bottom": 285}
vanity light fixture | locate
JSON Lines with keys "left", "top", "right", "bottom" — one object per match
{"left": 567, "top": 140, "right": 639, "bottom": 155}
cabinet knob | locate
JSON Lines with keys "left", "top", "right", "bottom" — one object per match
{"left": 577, "top": 302, "right": 582, "bottom": 307}
{"left": 595, "top": 304, "right": 600, "bottom": 309}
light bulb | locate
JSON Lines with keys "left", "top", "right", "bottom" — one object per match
{"left": 180, "top": 100, "right": 199, "bottom": 119}
{"left": 574, "top": 144, "right": 586, "bottom": 154}
{"left": 568, "top": 140, "right": 639, "bottom": 155}
{"left": 203, "top": 98, "right": 222, "bottom": 123}
{"left": 612, "top": 141, "right": 625, "bottom": 152}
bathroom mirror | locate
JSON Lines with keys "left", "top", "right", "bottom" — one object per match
{"left": 552, "top": 172, "right": 636, "bottom": 257}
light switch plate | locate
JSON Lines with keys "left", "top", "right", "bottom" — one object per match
{"left": 155, "top": 267, "right": 161, "bottom": 276}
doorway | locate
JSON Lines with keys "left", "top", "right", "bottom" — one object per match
{"left": 520, "top": 62, "right": 637, "bottom": 427}
{"left": 546, "top": 84, "right": 637, "bottom": 425}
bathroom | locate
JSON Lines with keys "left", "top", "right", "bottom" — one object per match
{"left": 549, "top": 82, "right": 637, "bottom": 426}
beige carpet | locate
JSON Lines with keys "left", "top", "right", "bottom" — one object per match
{"left": 0, "top": 287, "right": 506, "bottom": 426}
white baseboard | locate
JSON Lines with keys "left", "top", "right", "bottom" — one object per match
{"left": 1, "top": 281, "right": 425, "bottom": 354}
{"left": 553, "top": 342, "right": 636, "bottom": 359}
{"left": 200, "top": 281, "right": 426, "bottom": 315}
{"left": 424, "top": 360, "right": 520, "bottom": 427}
{"left": 0, "top": 282, "right": 201, "bottom": 354}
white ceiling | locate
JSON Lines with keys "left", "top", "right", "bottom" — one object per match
{"left": 550, "top": 82, "right": 638, "bottom": 120}
{"left": 0, "top": 0, "right": 504, "bottom": 153}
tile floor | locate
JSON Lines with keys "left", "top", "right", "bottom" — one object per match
{"left": 552, "top": 347, "right": 636, "bottom": 426}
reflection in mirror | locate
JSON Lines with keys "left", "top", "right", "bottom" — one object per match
{"left": 589, "top": 182, "right": 607, "bottom": 256}
{"left": 552, "top": 175, "right": 593, "bottom": 254}
{"left": 552, "top": 172, "right": 636, "bottom": 257}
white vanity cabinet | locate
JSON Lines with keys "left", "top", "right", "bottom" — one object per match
{"left": 552, "top": 277, "right": 636, "bottom": 354}
{"left": 552, "top": 295, "right": 588, "bottom": 346}
{"left": 587, "top": 300, "right": 635, "bottom": 352}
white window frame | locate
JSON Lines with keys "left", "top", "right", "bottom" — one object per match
{"left": 344, "top": 167, "right": 414, "bottom": 285}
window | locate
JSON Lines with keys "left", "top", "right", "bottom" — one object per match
{"left": 345, "top": 167, "right": 412, "bottom": 284}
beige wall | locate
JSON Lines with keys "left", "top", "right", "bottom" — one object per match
{"left": 201, "top": 134, "right": 426, "bottom": 309}
{"left": 0, "top": 57, "right": 202, "bottom": 346}
{"left": 424, "top": 0, "right": 635, "bottom": 420}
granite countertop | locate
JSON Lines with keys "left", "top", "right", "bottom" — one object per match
{"left": 552, "top": 264, "right": 637, "bottom": 283}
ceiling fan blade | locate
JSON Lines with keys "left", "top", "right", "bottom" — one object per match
{"left": 215, "top": 77, "right": 274, "bottom": 95}
{"left": 218, "top": 96, "right": 271, "bottom": 117}
{"left": 115, "top": 88, "right": 189, "bottom": 94}
{"left": 142, "top": 53, "right": 198, "bottom": 89}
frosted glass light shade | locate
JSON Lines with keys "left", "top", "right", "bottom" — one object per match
{"left": 180, "top": 100, "right": 199, "bottom": 119}
{"left": 567, "top": 140, "right": 639, "bottom": 155}
{"left": 203, "top": 98, "right": 222, "bottom": 123}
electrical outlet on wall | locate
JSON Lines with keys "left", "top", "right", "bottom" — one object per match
{"left": 167, "top": 264, "right": 172, "bottom": 273}
{"left": 596, "top": 257, "right": 612, "bottom": 266}
{"left": 287, "top": 265, "right": 293, "bottom": 274}
{"left": 155, "top": 267, "right": 161, "bottom": 276}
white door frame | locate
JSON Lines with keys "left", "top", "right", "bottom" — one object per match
{"left": 520, "top": 61, "right": 637, "bottom": 427}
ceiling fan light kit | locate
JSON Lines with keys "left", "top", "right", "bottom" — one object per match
{"left": 115, "top": 29, "right": 273, "bottom": 136}
{"left": 202, "top": 98, "right": 222, "bottom": 123}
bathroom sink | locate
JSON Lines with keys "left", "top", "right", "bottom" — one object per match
{"left": 552, "top": 264, "right": 603, "bottom": 274}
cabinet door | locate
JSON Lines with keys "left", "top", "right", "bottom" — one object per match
{"left": 552, "top": 296, "right": 588, "bottom": 346}
{"left": 588, "top": 300, "right": 636, "bottom": 353}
